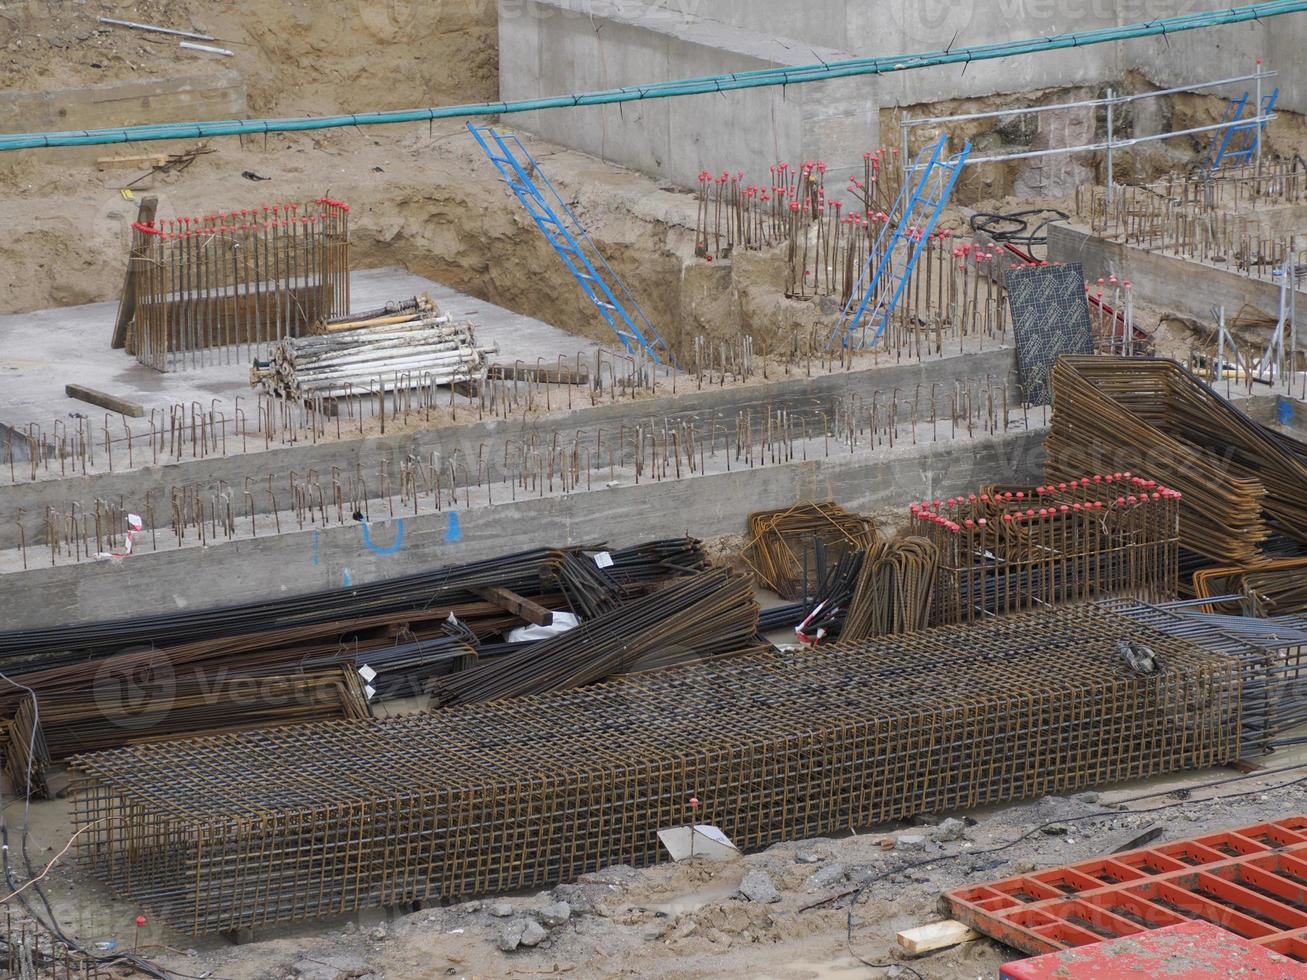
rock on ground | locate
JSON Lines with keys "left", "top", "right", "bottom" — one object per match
{"left": 738, "top": 870, "right": 781, "bottom": 904}
{"left": 497, "top": 918, "right": 548, "bottom": 951}
{"left": 534, "top": 901, "right": 571, "bottom": 927}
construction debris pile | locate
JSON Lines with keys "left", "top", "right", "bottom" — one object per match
{"left": 911, "top": 472, "right": 1180, "bottom": 625}
{"left": 70, "top": 604, "right": 1238, "bottom": 935}
{"left": 0, "top": 539, "right": 713, "bottom": 796}
{"left": 130, "top": 198, "right": 351, "bottom": 372}
{"left": 253, "top": 295, "right": 495, "bottom": 401}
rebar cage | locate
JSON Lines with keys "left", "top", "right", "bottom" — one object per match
{"left": 130, "top": 198, "right": 350, "bottom": 372}
{"left": 912, "top": 473, "right": 1180, "bottom": 625}
{"left": 70, "top": 604, "right": 1238, "bottom": 936}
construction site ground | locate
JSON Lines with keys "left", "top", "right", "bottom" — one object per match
{"left": 7, "top": 9, "right": 1307, "bottom": 980}
{"left": 19, "top": 747, "right": 1307, "bottom": 980}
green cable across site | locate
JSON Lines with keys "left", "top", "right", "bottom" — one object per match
{"left": 2, "top": 0, "right": 1304, "bottom": 151}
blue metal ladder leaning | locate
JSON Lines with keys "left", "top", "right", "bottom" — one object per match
{"left": 830, "top": 134, "right": 971, "bottom": 350}
{"left": 468, "top": 122, "right": 673, "bottom": 365}
{"left": 1208, "top": 88, "right": 1278, "bottom": 171}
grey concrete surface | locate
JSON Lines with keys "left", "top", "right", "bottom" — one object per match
{"left": 0, "top": 266, "right": 632, "bottom": 445}
{"left": 499, "top": 0, "right": 1307, "bottom": 188}
{"left": 0, "top": 340, "right": 1018, "bottom": 549}
{"left": 1048, "top": 223, "right": 1307, "bottom": 325}
{"left": 0, "top": 426, "right": 1044, "bottom": 627}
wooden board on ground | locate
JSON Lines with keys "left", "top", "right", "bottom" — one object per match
{"left": 896, "top": 920, "right": 980, "bottom": 955}
{"left": 65, "top": 385, "right": 145, "bottom": 418}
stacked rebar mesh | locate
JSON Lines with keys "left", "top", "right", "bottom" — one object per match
{"left": 255, "top": 301, "right": 495, "bottom": 401}
{"left": 71, "top": 604, "right": 1239, "bottom": 936}
{"left": 1045, "top": 356, "right": 1307, "bottom": 563}
{"left": 131, "top": 198, "right": 350, "bottom": 371}
{"left": 911, "top": 473, "right": 1180, "bottom": 625}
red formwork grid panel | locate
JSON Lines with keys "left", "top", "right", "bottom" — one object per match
{"left": 948, "top": 817, "right": 1307, "bottom": 966}
{"left": 999, "top": 920, "right": 1305, "bottom": 979}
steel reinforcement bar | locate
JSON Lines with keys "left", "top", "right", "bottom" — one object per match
{"left": 70, "top": 604, "right": 1240, "bottom": 936}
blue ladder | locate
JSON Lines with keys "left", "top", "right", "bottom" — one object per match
{"left": 1209, "top": 89, "right": 1278, "bottom": 170}
{"left": 467, "top": 123, "right": 673, "bottom": 365}
{"left": 831, "top": 135, "right": 971, "bottom": 350}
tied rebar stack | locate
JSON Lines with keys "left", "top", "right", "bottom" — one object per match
{"left": 131, "top": 198, "right": 350, "bottom": 372}
{"left": 1045, "top": 356, "right": 1307, "bottom": 564}
{"left": 70, "top": 604, "right": 1239, "bottom": 936}
{"left": 911, "top": 473, "right": 1180, "bottom": 625}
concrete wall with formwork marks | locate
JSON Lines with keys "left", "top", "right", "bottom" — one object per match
{"left": 499, "top": 0, "right": 1307, "bottom": 189}
{"left": 0, "top": 427, "right": 1045, "bottom": 627}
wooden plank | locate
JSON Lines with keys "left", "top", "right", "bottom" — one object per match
{"left": 65, "top": 385, "right": 145, "bottom": 418}
{"left": 475, "top": 586, "right": 555, "bottom": 627}
{"left": 896, "top": 920, "right": 980, "bottom": 955}
{"left": 97, "top": 154, "right": 169, "bottom": 170}
{"left": 111, "top": 195, "right": 157, "bottom": 350}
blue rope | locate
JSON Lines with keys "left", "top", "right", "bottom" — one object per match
{"left": 1, "top": 1, "right": 1302, "bottom": 151}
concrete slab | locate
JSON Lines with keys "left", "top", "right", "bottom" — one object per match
{"left": 0, "top": 266, "right": 631, "bottom": 441}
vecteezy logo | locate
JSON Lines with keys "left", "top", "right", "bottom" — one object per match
{"left": 92, "top": 647, "right": 177, "bottom": 732}
{"left": 884, "top": 0, "right": 976, "bottom": 48}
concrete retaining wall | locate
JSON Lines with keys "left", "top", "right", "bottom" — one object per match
{"left": 0, "top": 428, "right": 1044, "bottom": 627}
{"left": 1048, "top": 223, "right": 1307, "bottom": 325}
{"left": 0, "top": 347, "right": 1017, "bottom": 549}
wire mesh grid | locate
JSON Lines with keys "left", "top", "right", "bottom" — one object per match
{"left": 70, "top": 604, "right": 1239, "bottom": 935}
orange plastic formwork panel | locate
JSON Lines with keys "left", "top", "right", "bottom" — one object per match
{"left": 947, "top": 818, "right": 1307, "bottom": 963}
{"left": 998, "top": 920, "right": 1306, "bottom": 979}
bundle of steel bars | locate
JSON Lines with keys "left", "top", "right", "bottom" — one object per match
{"left": 840, "top": 536, "right": 939, "bottom": 640}
{"left": 432, "top": 569, "right": 760, "bottom": 705}
{"left": 912, "top": 474, "right": 1179, "bottom": 624}
{"left": 1194, "top": 557, "right": 1307, "bottom": 615}
{"left": 0, "top": 905, "right": 104, "bottom": 979}
{"left": 254, "top": 315, "right": 494, "bottom": 401}
{"left": 745, "top": 501, "right": 880, "bottom": 599}
{"left": 1045, "top": 356, "right": 1307, "bottom": 563}
{"left": 1101, "top": 597, "right": 1307, "bottom": 754}
{"left": 70, "top": 603, "right": 1239, "bottom": 935}
{"left": 131, "top": 198, "right": 350, "bottom": 371}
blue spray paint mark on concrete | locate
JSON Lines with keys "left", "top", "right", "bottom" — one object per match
{"left": 342, "top": 568, "right": 352, "bottom": 587}
{"left": 312, "top": 530, "right": 321, "bottom": 566}
{"left": 1279, "top": 397, "right": 1295, "bottom": 426}
{"left": 444, "top": 512, "right": 463, "bottom": 543}
{"left": 360, "top": 518, "right": 405, "bottom": 556}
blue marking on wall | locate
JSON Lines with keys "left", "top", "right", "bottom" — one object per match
{"left": 360, "top": 518, "right": 405, "bottom": 556}
{"left": 342, "top": 568, "right": 352, "bottom": 587}
{"left": 444, "top": 512, "right": 463, "bottom": 543}
{"left": 1279, "top": 397, "right": 1295, "bottom": 426}
{"left": 312, "top": 530, "right": 321, "bottom": 566}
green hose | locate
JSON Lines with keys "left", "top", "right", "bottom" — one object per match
{"left": 1, "top": 1, "right": 1302, "bottom": 151}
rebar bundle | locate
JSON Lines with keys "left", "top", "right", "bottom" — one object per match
{"left": 0, "top": 905, "right": 104, "bottom": 979}
{"left": 255, "top": 315, "right": 495, "bottom": 401}
{"left": 745, "top": 501, "right": 880, "bottom": 600}
{"left": 70, "top": 603, "right": 1239, "bottom": 936}
{"left": 911, "top": 473, "right": 1180, "bottom": 625}
{"left": 432, "top": 569, "right": 760, "bottom": 705}
{"left": 840, "top": 536, "right": 939, "bottom": 641}
{"left": 131, "top": 198, "right": 350, "bottom": 371}
{"left": 1045, "top": 356, "right": 1307, "bottom": 563}
{"left": 1194, "top": 557, "right": 1307, "bottom": 615}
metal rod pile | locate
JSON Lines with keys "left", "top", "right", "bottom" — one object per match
{"left": 911, "top": 473, "right": 1180, "bottom": 625}
{"left": 432, "top": 568, "right": 760, "bottom": 705}
{"left": 254, "top": 306, "right": 495, "bottom": 401}
{"left": 0, "top": 905, "right": 104, "bottom": 979}
{"left": 70, "top": 603, "right": 1239, "bottom": 936}
{"left": 744, "top": 501, "right": 880, "bottom": 600}
{"left": 1194, "top": 557, "right": 1307, "bottom": 615}
{"left": 840, "top": 536, "right": 939, "bottom": 641}
{"left": 132, "top": 198, "right": 350, "bottom": 371}
{"left": 1045, "top": 356, "right": 1307, "bottom": 563}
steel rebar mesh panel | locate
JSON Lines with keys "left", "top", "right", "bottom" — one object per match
{"left": 912, "top": 473, "right": 1180, "bottom": 625}
{"left": 71, "top": 604, "right": 1239, "bottom": 936}
{"left": 132, "top": 198, "right": 350, "bottom": 372}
